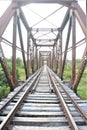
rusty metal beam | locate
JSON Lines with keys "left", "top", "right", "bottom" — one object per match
{"left": 54, "top": 9, "right": 70, "bottom": 47}
{"left": 73, "top": 51, "right": 87, "bottom": 93}
{"left": 55, "top": 43, "right": 58, "bottom": 73}
{"left": 31, "top": 46, "right": 34, "bottom": 73}
{"left": 73, "top": 2, "right": 87, "bottom": 37}
{"left": 17, "top": 16, "right": 28, "bottom": 79}
{"left": 0, "top": 2, "right": 17, "bottom": 42}
{"left": 12, "top": 11, "right": 17, "bottom": 85}
{"left": 61, "top": 9, "right": 70, "bottom": 31}
{"left": 35, "top": 46, "right": 38, "bottom": 70}
{"left": 59, "top": 30, "right": 62, "bottom": 79}
{"left": 72, "top": 2, "right": 87, "bottom": 91}
{"left": 52, "top": 46, "right": 56, "bottom": 71}
{"left": 27, "top": 32, "right": 30, "bottom": 76}
{"left": 61, "top": 16, "right": 72, "bottom": 78}
{"left": 33, "top": 46, "right": 36, "bottom": 72}
{"left": 19, "top": 8, "right": 36, "bottom": 46}
{"left": 72, "top": 11, "right": 76, "bottom": 84}
{"left": 54, "top": 33, "right": 60, "bottom": 47}
{"left": 0, "top": 43, "right": 15, "bottom": 90}
{"left": 0, "top": 40, "right": 15, "bottom": 90}
{"left": 0, "top": 2, "right": 17, "bottom": 90}
{"left": 0, "top": 57, "right": 15, "bottom": 91}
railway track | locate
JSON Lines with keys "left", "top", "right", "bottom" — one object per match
{"left": 0, "top": 66, "right": 87, "bottom": 130}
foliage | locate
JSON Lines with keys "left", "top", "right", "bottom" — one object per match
{"left": 77, "top": 68, "right": 87, "bottom": 100}
{"left": 8, "top": 57, "right": 26, "bottom": 80}
{"left": 63, "top": 60, "right": 87, "bottom": 100}
{"left": 63, "top": 61, "right": 72, "bottom": 80}
{"left": 0, "top": 57, "right": 26, "bottom": 99}
{"left": 0, "top": 58, "right": 87, "bottom": 100}
{"left": 0, "top": 86, "right": 10, "bottom": 100}
{"left": 0, "top": 67, "right": 8, "bottom": 86}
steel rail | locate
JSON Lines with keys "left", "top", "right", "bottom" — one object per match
{"left": 47, "top": 68, "right": 78, "bottom": 130}
{"left": 31, "top": 71, "right": 42, "bottom": 93}
{"left": 0, "top": 67, "right": 43, "bottom": 130}
{"left": 0, "top": 67, "right": 43, "bottom": 112}
{"left": 47, "top": 71, "right": 54, "bottom": 92}
{"left": 50, "top": 68, "right": 87, "bottom": 123}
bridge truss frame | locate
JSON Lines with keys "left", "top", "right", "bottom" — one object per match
{"left": 0, "top": 0, "right": 87, "bottom": 93}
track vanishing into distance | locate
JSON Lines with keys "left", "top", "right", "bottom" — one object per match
{"left": 0, "top": 66, "right": 87, "bottom": 130}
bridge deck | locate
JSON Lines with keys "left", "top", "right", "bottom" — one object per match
{"left": 0, "top": 66, "right": 87, "bottom": 130}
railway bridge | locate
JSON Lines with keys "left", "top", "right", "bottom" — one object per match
{"left": 0, "top": 0, "right": 87, "bottom": 130}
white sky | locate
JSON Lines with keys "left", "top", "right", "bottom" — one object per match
{"left": 0, "top": 0, "right": 86, "bottom": 60}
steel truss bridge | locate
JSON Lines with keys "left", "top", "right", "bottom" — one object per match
{"left": 0, "top": 0, "right": 87, "bottom": 130}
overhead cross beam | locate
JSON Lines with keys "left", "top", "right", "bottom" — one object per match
{"left": 37, "top": 44, "right": 53, "bottom": 47}
{"left": 31, "top": 28, "right": 58, "bottom": 32}
{"left": 16, "top": 0, "right": 76, "bottom": 9}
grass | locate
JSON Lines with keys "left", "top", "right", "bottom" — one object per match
{"left": 77, "top": 86, "right": 87, "bottom": 100}
{"left": 0, "top": 58, "right": 34, "bottom": 100}
{"left": 77, "top": 69, "right": 87, "bottom": 100}
{"left": 0, "top": 86, "right": 10, "bottom": 100}
{"left": 17, "top": 67, "right": 26, "bottom": 80}
{"left": 0, "top": 58, "right": 87, "bottom": 100}
{"left": 63, "top": 61, "right": 87, "bottom": 100}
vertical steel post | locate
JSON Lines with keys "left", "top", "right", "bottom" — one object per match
{"left": 36, "top": 47, "right": 39, "bottom": 69}
{"left": 72, "top": 11, "right": 76, "bottom": 84}
{"left": 39, "top": 52, "right": 42, "bottom": 68}
{"left": 57, "top": 47, "right": 60, "bottom": 75}
{"left": 61, "top": 17, "right": 72, "bottom": 78}
{"left": 52, "top": 47, "right": 54, "bottom": 70}
{"left": 39, "top": 52, "right": 41, "bottom": 68}
{"left": 17, "top": 16, "right": 28, "bottom": 79}
{"left": 12, "top": 11, "right": 17, "bottom": 85}
{"left": 73, "top": 1, "right": 87, "bottom": 92}
{"left": 53, "top": 46, "right": 56, "bottom": 72}
{"left": 32, "top": 45, "right": 34, "bottom": 73}
{"left": 36, "top": 46, "right": 38, "bottom": 70}
{"left": 59, "top": 29, "right": 62, "bottom": 79}
{"left": 27, "top": 32, "right": 31, "bottom": 76}
{"left": 48, "top": 55, "right": 50, "bottom": 68}
{"left": 34, "top": 46, "right": 38, "bottom": 71}
{"left": 50, "top": 52, "right": 52, "bottom": 69}
{"left": 55, "top": 43, "right": 57, "bottom": 73}
{"left": 33, "top": 45, "right": 37, "bottom": 72}
{"left": 86, "top": 0, "right": 87, "bottom": 16}
{"left": 56, "top": 41, "right": 59, "bottom": 74}
{"left": 37, "top": 48, "right": 39, "bottom": 69}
